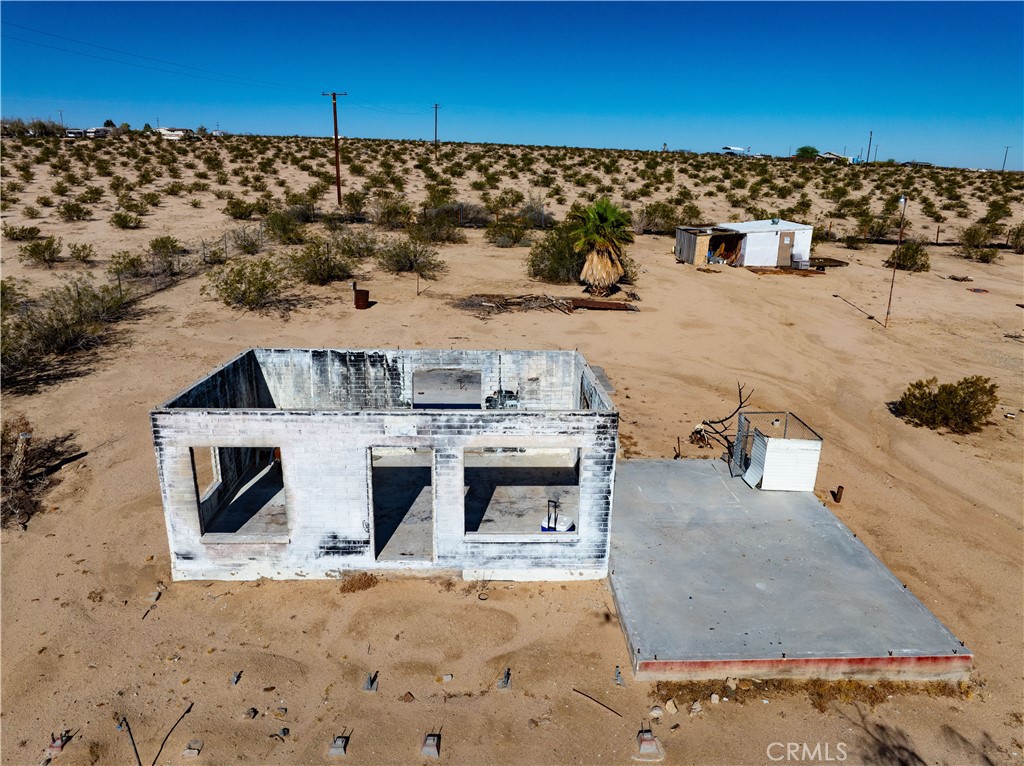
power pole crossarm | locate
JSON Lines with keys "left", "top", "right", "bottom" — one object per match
{"left": 322, "top": 91, "right": 348, "bottom": 205}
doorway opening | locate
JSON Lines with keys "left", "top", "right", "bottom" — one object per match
{"left": 370, "top": 448, "right": 434, "bottom": 561}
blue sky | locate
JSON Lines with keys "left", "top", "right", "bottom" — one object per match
{"left": 1, "top": 1, "right": 1021, "bottom": 169}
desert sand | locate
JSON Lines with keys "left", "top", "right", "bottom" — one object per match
{"left": 1, "top": 135, "right": 1022, "bottom": 765}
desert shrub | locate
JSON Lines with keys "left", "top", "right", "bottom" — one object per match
{"left": 232, "top": 225, "right": 264, "bottom": 255}
{"left": 1009, "top": 222, "right": 1024, "bottom": 254}
{"left": 263, "top": 208, "right": 306, "bottom": 244}
{"left": 527, "top": 222, "right": 583, "bottom": 284}
{"left": 0, "top": 276, "right": 133, "bottom": 387}
{"left": 53, "top": 185, "right": 89, "bottom": 213}
{"left": 1, "top": 414, "right": 80, "bottom": 528}
{"left": 223, "top": 198, "right": 255, "bottom": 219}
{"left": 368, "top": 192, "right": 412, "bottom": 230}
{"left": 110, "top": 211, "right": 142, "bottom": 229}
{"left": 36, "top": 194, "right": 54, "bottom": 207}
{"left": 77, "top": 186, "right": 104, "bottom": 204}
{"left": 204, "top": 257, "right": 287, "bottom": 311}
{"left": 22, "top": 206, "right": 41, "bottom": 219}
{"left": 333, "top": 228, "right": 381, "bottom": 261}
{"left": 883, "top": 238, "right": 930, "bottom": 272}
{"left": 149, "top": 235, "right": 186, "bottom": 275}
{"left": 409, "top": 207, "right": 467, "bottom": 244}
{"left": 375, "top": 237, "right": 446, "bottom": 279}
{"left": 18, "top": 236, "right": 63, "bottom": 268}
{"left": 2, "top": 224, "right": 41, "bottom": 241}
{"left": 892, "top": 376, "right": 998, "bottom": 434}
{"left": 108, "top": 250, "right": 148, "bottom": 280}
{"left": 286, "top": 238, "right": 354, "bottom": 285}
{"left": 519, "top": 194, "right": 555, "bottom": 229}
{"left": 68, "top": 242, "right": 97, "bottom": 264}
{"left": 485, "top": 219, "right": 529, "bottom": 248}
{"left": 954, "top": 224, "right": 1000, "bottom": 263}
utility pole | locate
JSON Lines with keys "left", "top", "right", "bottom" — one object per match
{"left": 57, "top": 110, "right": 64, "bottom": 129}
{"left": 1001, "top": 146, "right": 1011, "bottom": 172}
{"left": 873, "top": 145, "right": 880, "bottom": 163}
{"left": 865, "top": 130, "right": 873, "bottom": 165}
{"left": 433, "top": 103, "right": 441, "bottom": 157}
{"left": 322, "top": 91, "right": 348, "bottom": 205}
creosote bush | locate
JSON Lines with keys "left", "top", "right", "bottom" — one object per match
{"left": 203, "top": 257, "right": 287, "bottom": 311}
{"left": 883, "top": 238, "right": 930, "bottom": 272}
{"left": 375, "top": 237, "right": 446, "bottom": 279}
{"left": 110, "top": 211, "right": 142, "bottom": 230}
{"left": 527, "top": 221, "right": 584, "bottom": 284}
{"left": 18, "top": 236, "right": 63, "bottom": 268}
{"left": 3, "top": 223, "right": 41, "bottom": 241}
{"left": 1, "top": 276, "right": 133, "bottom": 387}
{"left": 892, "top": 376, "right": 999, "bottom": 434}
{"left": 286, "top": 238, "right": 353, "bottom": 285}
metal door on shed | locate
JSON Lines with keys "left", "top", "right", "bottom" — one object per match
{"left": 777, "top": 231, "right": 795, "bottom": 266}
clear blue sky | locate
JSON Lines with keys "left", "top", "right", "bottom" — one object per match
{"left": 2, "top": 1, "right": 1021, "bottom": 169}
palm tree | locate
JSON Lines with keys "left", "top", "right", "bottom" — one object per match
{"left": 567, "top": 198, "right": 635, "bottom": 296}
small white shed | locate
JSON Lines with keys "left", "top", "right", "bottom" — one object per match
{"left": 676, "top": 219, "right": 813, "bottom": 268}
{"left": 731, "top": 412, "right": 822, "bottom": 492}
{"left": 718, "top": 219, "right": 813, "bottom": 268}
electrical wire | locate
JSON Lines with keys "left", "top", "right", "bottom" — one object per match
{"left": 1, "top": 26, "right": 312, "bottom": 93}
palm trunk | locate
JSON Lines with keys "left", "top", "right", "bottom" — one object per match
{"left": 580, "top": 247, "right": 624, "bottom": 296}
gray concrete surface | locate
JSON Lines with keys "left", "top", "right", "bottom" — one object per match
{"left": 609, "top": 459, "right": 971, "bottom": 680}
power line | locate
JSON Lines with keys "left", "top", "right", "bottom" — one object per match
{"left": 0, "top": 32, "right": 311, "bottom": 94}
{"left": 2, "top": 20, "right": 311, "bottom": 93}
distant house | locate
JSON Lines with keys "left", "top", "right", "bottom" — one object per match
{"left": 675, "top": 218, "right": 813, "bottom": 269}
{"left": 157, "top": 127, "right": 196, "bottom": 141}
{"left": 210, "top": 130, "right": 228, "bottom": 138}
{"left": 85, "top": 127, "right": 111, "bottom": 139}
{"left": 64, "top": 129, "right": 85, "bottom": 139}
{"left": 817, "top": 151, "right": 850, "bottom": 164}
{"left": 901, "top": 160, "right": 934, "bottom": 168}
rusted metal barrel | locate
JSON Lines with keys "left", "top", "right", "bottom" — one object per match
{"left": 354, "top": 289, "right": 370, "bottom": 309}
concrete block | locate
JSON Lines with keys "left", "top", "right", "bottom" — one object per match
{"left": 328, "top": 735, "right": 349, "bottom": 757}
{"left": 182, "top": 739, "right": 203, "bottom": 757}
{"left": 421, "top": 733, "right": 441, "bottom": 758}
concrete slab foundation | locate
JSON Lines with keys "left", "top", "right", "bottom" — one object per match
{"left": 609, "top": 459, "right": 971, "bottom": 681}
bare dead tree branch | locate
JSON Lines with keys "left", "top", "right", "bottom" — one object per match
{"left": 686, "top": 382, "right": 752, "bottom": 458}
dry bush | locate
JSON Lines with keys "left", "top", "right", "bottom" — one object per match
{"left": 654, "top": 677, "right": 971, "bottom": 715}
{"left": 338, "top": 572, "right": 379, "bottom": 593}
{"left": 375, "top": 236, "right": 446, "bottom": 279}
{"left": 1, "top": 414, "right": 80, "bottom": 528}
{"left": 1, "top": 276, "right": 134, "bottom": 389}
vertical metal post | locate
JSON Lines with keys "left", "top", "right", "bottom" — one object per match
{"left": 1001, "top": 146, "right": 1011, "bottom": 172}
{"left": 884, "top": 195, "right": 907, "bottom": 328}
{"left": 866, "top": 130, "right": 873, "bottom": 165}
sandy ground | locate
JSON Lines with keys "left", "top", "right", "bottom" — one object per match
{"left": 1, "top": 137, "right": 1022, "bottom": 765}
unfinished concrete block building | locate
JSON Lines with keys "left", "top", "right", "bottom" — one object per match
{"left": 152, "top": 349, "right": 618, "bottom": 581}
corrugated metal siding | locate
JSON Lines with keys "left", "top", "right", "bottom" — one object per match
{"left": 742, "top": 430, "right": 768, "bottom": 488}
{"left": 760, "top": 439, "right": 821, "bottom": 491}
{"left": 675, "top": 230, "right": 697, "bottom": 263}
